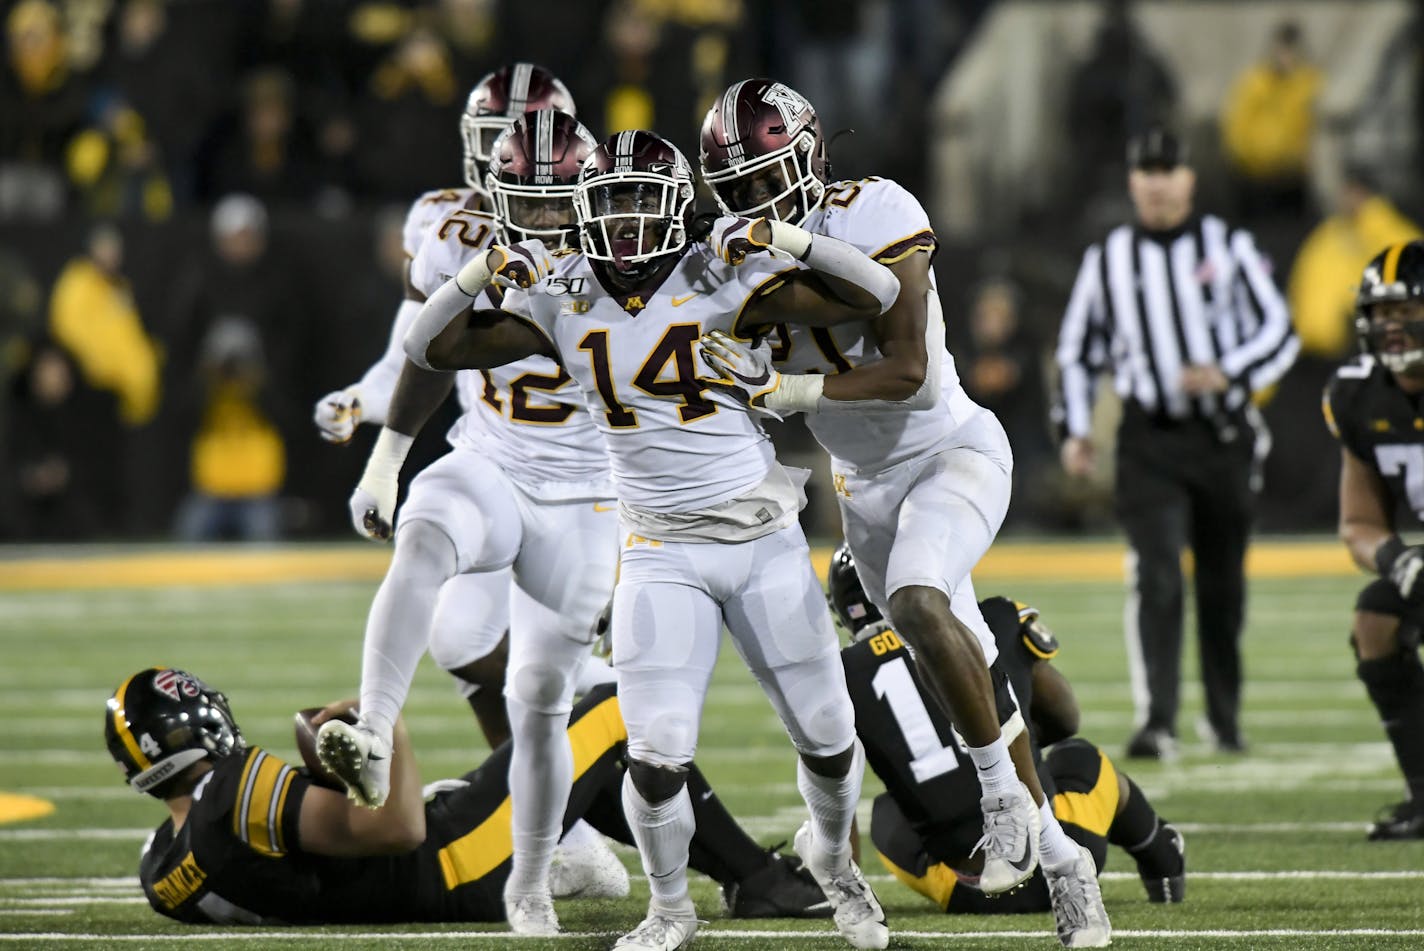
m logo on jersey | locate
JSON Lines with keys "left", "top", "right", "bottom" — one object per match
{"left": 153, "top": 670, "right": 200, "bottom": 701}
{"left": 761, "top": 83, "right": 809, "bottom": 129}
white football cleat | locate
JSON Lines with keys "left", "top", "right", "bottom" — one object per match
{"left": 504, "top": 893, "right": 560, "bottom": 936}
{"left": 973, "top": 783, "right": 1041, "bottom": 894}
{"left": 550, "top": 833, "right": 630, "bottom": 899}
{"left": 315, "top": 718, "right": 392, "bottom": 809}
{"left": 1045, "top": 844, "right": 1112, "bottom": 948}
{"left": 793, "top": 821, "right": 889, "bottom": 950}
{"left": 613, "top": 906, "right": 699, "bottom": 950}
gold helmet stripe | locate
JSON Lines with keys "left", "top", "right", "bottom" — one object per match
{"left": 111, "top": 669, "right": 159, "bottom": 771}
{"left": 1383, "top": 242, "right": 1408, "bottom": 285}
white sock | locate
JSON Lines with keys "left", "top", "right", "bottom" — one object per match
{"left": 796, "top": 740, "right": 865, "bottom": 873}
{"left": 558, "top": 818, "right": 601, "bottom": 850}
{"left": 1039, "top": 800, "right": 1080, "bottom": 867}
{"left": 358, "top": 525, "right": 457, "bottom": 737}
{"left": 967, "top": 736, "right": 1018, "bottom": 797}
{"left": 505, "top": 697, "right": 573, "bottom": 899}
{"left": 621, "top": 773, "right": 695, "bottom": 909}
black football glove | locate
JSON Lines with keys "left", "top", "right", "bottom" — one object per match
{"left": 1377, "top": 537, "right": 1424, "bottom": 604}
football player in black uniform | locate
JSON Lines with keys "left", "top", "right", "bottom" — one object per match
{"left": 1325, "top": 239, "right": 1424, "bottom": 840}
{"left": 827, "top": 545, "right": 1186, "bottom": 932}
{"left": 105, "top": 667, "right": 829, "bottom": 925}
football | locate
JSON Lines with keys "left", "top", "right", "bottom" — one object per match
{"left": 293, "top": 706, "right": 359, "bottom": 790}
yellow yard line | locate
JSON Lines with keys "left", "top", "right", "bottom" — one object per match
{"left": 0, "top": 540, "right": 1360, "bottom": 592}
{"left": 0, "top": 792, "right": 54, "bottom": 825}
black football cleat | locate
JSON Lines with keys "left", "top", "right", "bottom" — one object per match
{"left": 1125, "top": 727, "right": 1178, "bottom": 762}
{"left": 1139, "top": 822, "right": 1186, "bottom": 903}
{"left": 723, "top": 843, "right": 832, "bottom": 919}
{"left": 1368, "top": 800, "right": 1424, "bottom": 841}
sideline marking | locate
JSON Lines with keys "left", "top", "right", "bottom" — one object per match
{"left": 0, "top": 794, "right": 53, "bottom": 826}
{"left": 0, "top": 539, "right": 1358, "bottom": 591}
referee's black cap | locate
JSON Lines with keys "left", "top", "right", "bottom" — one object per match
{"left": 1127, "top": 126, "right": 1188, "bottom": 171}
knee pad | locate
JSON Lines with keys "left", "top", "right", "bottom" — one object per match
{"left": 634, "top": 710, "right": 697, "bottom": 765}
{"left": 391, "top": 520, "right": 458, "bottom": 579}
{"left": 507, "top": 663, "right": 572, "bottom": 716}
{"left": 793, "top": 695, "right": 857, "bottom": 759}
{"left": 1357, "top": 651, "right": 1424, "bottom": 720}
{"left": 627, "top": 757, "right": 689, "bottom": 803}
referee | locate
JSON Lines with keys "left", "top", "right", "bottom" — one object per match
{"left": 1053, "top": 127, "right": 1299, "bottom": 760}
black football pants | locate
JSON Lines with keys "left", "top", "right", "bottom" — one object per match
{"left": 1113, "top": 405, "right": 1258, "bottom": 740}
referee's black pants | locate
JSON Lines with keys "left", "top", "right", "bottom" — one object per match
{"left": 1113, "top": 403, "right": 1257, "bottom": 742}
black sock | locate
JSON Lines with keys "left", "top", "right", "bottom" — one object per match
{"left": 684, "top": 764, "right": 768, "bottom": 886}
{"left": 1110, "top": 775, "right": 1182, "bottom": 876}
{"left": 1358, "top": 653, "right": 1424, "bottom": 803}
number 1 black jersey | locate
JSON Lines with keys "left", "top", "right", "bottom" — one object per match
{"left": 1324, "top": 355, "right": 1424, "bottom": 524}
{"left": 840, "top": 597, "right": 1058, "bottom": 861}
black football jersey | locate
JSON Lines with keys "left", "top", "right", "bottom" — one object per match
{"left": 137, "top": 687, "right": 629, "bottom": 925}
{"left": 138, "top": 747, "right": 506, "bottom": 924}
{"left": 1325, "top": 355, "right": 1424, "bottom": 524}
{"left": 841, "top": 597, "right": 1058, "bottom": 862}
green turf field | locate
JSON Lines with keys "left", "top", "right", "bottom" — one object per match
{"left": 3, "top": 543, "right": 1422, "bottom": 949}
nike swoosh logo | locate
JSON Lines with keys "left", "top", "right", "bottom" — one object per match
{"left": 593, "top": 502, "right": 617, "bottom": 513}
{"left": 670, "top": 293, "right": 700, "bottom": 306}
{"left": 368, "top": 753, "right": 386, "bottom": 761}
{"left": 700, "top": 789, "right": 714, "bottom": 801}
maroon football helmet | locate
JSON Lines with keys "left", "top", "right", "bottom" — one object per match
{"left": 487, "top": 109, "right": 598, "bottom": 248}
{"left": 700, "top": 79, "right": 828, "bottom": 225}
{"left": 461, "top": 63, "right": 576, "bottom": 195}
{"left": 575, "top": 130, "right": 696, "bottom": 272}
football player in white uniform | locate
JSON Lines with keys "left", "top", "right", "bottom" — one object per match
{"left": 402, "top": 131, "right": 901, "bottom": 951}
{"left": 317, "top": 109, "right": 631, "bottom": 937}
{"left": 698, "top": 80, "right": 1111, "bottom": 948}
{"left": 311, "top": 63, "right": 579, "bottom": 748}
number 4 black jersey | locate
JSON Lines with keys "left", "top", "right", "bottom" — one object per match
{"left": 840, "top": 597, "right": 1059, "bottom": 861}
{"left": 1325, "top": 355, "right": 1424, "bottom": 524}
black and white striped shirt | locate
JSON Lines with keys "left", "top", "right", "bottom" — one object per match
{"left": 1054, "top": 214, "right": 1299, "bottom": 438}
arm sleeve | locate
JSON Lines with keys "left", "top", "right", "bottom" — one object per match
{"left": 1054, "top": 245, "right": 1108, "bottom": 439}
{"left": 1220, "top": 228, "right": 1299, "bottom": 392}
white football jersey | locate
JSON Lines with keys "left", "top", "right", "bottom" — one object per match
{"left": 775, "top": 176, "right": 980, "bottom": 474}
{"left": 501, "top": 241, "right": 800, "bottom": 512}
{"left": 402, "top": 187, "right": 480, "bottom": 259}
{"left": 408, "top": 207, "right": 610, "bottom": 492}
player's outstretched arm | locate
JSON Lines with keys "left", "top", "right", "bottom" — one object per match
{"left": 1029, "top": 661, "right": 1081, "bottom": 746}
{"left": 298, "top": 702, "right": 425, "bottom": 857}
{"left": 404, "top": 246, "right": 554, "bottom": 372}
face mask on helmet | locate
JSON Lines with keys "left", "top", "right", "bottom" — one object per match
{"left": 577, "top": 176, "right": 691, "bottom": 269}
{"left": 704, "top": 129, "right": 823, "bottom": 224}
{"left": 105, "top": 668, "right": 246, "bottom": 797}
{"left": 700, "top": 79, "right": 827, "bottom": 226}
{"left": 1358, "top": 301, "right": 1424, "bottom": 373}
{"left": 484, "top": 109, "right": 596, "bottom": 250}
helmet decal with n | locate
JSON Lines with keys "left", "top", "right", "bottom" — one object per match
{"left": 487, "top": 109, "right": 599, "bottom": 248}
{"left": 575, "top": 130, "right": 696, "bottom": 274}
{"left": 461, "top": 63, "right": 576, "bottom": 196}
{"left": 826, "top": 541, "right": 888, "bottom": 642}
{"left": 700, "top": 78, "right": 828, "bottom": 226}
{"left": 1355, "top": 240, "right": 1424, "bottom": 374}
{"left": 105, "top": 668, "right": 245, "bottom": 797}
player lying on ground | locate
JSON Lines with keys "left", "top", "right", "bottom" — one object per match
{"left": 828, "top": 545, "right": 1186, "bottom": 947}
{"left": 105, "top": 667, "right": 830, "bottom": 925}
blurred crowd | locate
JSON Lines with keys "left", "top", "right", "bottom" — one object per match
{"left": 1, "top": 0, "right": 1422, "bottom": 540}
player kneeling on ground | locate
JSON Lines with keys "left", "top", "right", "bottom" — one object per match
{"left": 829, "top": 545, "right": 1186, "bottom": 947}
{"left": 105, "top": 667, "right": 830, "bottom": 925}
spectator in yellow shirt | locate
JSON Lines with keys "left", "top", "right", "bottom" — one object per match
{"left": 1288, "top": 166, "right": 1422, "bottom": 361}
{"left": 48, "top": 222, "right": 160, "bottom": 426}
{"left": 1220, "top": 21, "right": 1322, "bottom": 219}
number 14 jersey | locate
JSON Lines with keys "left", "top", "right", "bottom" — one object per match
{"left": 500, "top": 241, "right": 799, "bottom": 513}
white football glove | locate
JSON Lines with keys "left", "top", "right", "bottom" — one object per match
{"left": 314, "top": 386, "right": 363, "bottom": 444}
{"left": 699, "top": 330, "right": 825, "bottom": 416}
{"left": 349, "top": 429, "right": 412, "bottom": 541}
